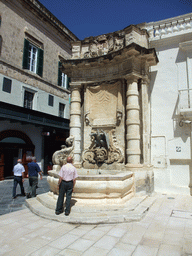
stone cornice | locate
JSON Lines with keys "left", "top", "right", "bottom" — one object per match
{"left": 62, "top": 43, "right": 158, "bottom": 84}
{"left": 63, "top": 43, "right": 158, "bottom": 67}
{"left": 21, "top": 0, "right": 78, "bottom": 42}
{"left": 0, "top": 58, "right": 70, "bottom": 97}
{"left": 179, "top": 40, "right": 192, "bottom": 51}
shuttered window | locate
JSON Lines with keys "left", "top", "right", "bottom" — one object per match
{"left": 22, "top": 39, "right": 44, "bottom": 77}
{"left": 58, "top": 61, "right": 70, "bottom": 89}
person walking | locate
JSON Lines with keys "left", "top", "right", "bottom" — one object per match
{"left": 27, "top": 156, "right": 42, "bottom": 198}
{"left": 55, "top": 156, "right": 78, "bottom": 216}
{"left": 12, "top": 159, "right": 25, "bottom": 199}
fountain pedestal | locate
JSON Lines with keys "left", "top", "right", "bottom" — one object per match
{"left": 47, "top": 169, "right": 134, "bottom": 205}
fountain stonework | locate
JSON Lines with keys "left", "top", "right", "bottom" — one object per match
{"left": 47, "top": 25, "right": 158, "bottom": 208}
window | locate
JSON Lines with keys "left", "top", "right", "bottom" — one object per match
{"left": 48, "top": 95, "right": 54, "bottom": 107}
{"left": 22, "top": 39, "right": 44, "bottom": 77}
{"left": 2, "top": 77, "right": 12, "bottom": 93}
{"left": 58, "top": 61, "right": 70, "bottom": 89}
{"left": 24, "top": 91, "right": 34, "bottom": 109}
{"left": 59, "top": 103, "right": 65, "bottom": 118}
{"left": 28, "top": 44, "right": 38, "bottom": 73}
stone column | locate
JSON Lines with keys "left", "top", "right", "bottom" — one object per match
{"left": 126, "top": 76, "right": 141, "bottom": 165}
{"left": 70, "top": 85, "right": 82, "bottom": 167}
{"left": 141, "top": 78, "right": 150, "bottom": 165}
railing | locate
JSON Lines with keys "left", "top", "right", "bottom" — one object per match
{"left": 144, "top": 13, "right": 192, "bottom": 40}
{"left": 178, "top": 88, "right": 192, "bottom": 110}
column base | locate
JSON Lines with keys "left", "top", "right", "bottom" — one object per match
{"left": 125, "top": 164, "right": 143, "bottom": 168}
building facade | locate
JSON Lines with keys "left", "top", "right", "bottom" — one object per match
{"left": 0, "top": 0, "right": 78, "bottom": 179}
{"left": 143, "top": 13, "right": 192, "bottom": 195}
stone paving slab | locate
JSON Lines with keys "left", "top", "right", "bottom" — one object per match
{"left": 1, "top": 193, "right": 192, "bottom": 255}
{"left": 25, "top": 193, "right": 156, "bottom": 224}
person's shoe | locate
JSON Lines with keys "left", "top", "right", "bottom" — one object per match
{"left": 21, "top": 193, "right": 26, "bottom": 197}
{"left": 55, "top": 211, "right": 63, "bottom": 215}
{"left": 12, "top": 196, "right": 17, "bottom": 199}
{"left": 26, "top": 193, "right": 31, "bottom": 199}
{"left": 65, "top": 212, "right": 69, "bottom": 216}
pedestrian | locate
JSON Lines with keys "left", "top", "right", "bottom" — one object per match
{"left": 55, "top": 156, "right": 78, "bottom": 216}
{"left": 27, "top": 156, "right": 42, "bottom": 198}
{"left": 12, "top": 159, "right": 25, "bottom": 199}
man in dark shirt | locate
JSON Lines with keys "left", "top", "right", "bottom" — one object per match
{"left": 27, "top": 156, "right": 42, "bottom": 198}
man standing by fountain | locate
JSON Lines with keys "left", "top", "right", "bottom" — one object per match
{"left": 55, "top": 156, "right": 78, "bottom": 216}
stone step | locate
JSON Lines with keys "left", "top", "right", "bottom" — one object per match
{"left": 25, "top": 193, "right": 156, "bottom": 224}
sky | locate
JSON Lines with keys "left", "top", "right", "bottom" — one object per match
{"left": 38, "top": 0, "right": 192, "bottom": 40}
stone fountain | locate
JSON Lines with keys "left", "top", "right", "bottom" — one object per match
{"left": 47, "top": 25, "right": 158, "bottom": 208}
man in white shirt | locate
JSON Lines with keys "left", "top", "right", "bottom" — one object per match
{"left": 12, "top": 159, "right": 25, "bottom": 199}
{"left": 55, "top": 156, "right": 78, "bottom": 216}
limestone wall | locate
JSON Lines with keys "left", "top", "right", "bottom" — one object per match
{"left": 0, "top": 0, "right": 72, "bottom": 84}
{"left": 145, "top": 13, "right": 192, "bottom": 195}
{"left": 0, "top": 0, "right": 76, "bottom": 113}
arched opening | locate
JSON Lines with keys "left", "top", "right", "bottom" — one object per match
{"left": 0, "top": 130, "right": 35, "bottom": 180}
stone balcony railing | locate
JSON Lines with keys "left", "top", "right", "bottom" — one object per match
{"left": 142, "top": 13, "right": 192, "bottom": 40}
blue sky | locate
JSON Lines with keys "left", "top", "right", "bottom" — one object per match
{"left": 38, "top": 0, "right": 192, "bottom": 40}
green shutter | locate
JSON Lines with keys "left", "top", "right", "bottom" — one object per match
{"left": 37, "top": 48, "right": 44, "bottom": 77}
{"left": 58, "top": 61, "right": 62, "bottom": 86}
{"left": 67, "top": 77, "right": 71, "bottom": 89}
{"left": 22, "top": 39, "right": 29, "bottom": 69}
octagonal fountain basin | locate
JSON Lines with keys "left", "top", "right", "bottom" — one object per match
{"left": 47, "top": 169, "right": 135, "bottom": 205}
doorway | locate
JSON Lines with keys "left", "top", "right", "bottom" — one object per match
{"left": 4, "top": 148, "right": 19, "bottom": 178}
{"left": 0, "top": 130, "right": 35, "bottom": 180}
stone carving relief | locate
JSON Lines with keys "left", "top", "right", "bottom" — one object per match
{"left": 52, "top": 135, "right": 74, "bottom": 170}
{"left": 82, "top": 34, "right": 124, "bottom": 59}
{"left": 82, "top": 129, "right": 124, "bottom": 167}
{"left": 84, "top": 81, "right": 123, "bottom": 127}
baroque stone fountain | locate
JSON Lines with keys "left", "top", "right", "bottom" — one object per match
{"left": 47, "top": 24, "right": 158, "bottom": 206}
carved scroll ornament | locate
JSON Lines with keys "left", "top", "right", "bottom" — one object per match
{"left": 52, "top": 135, "right": 74, "bottom": 167}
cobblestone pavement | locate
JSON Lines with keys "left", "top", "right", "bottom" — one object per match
{"left": 0, "top": 176, "right": 50, "bottom": 216}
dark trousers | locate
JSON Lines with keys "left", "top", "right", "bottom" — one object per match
{"left": 28, "top": 176, "right": 38, "bottom": 197}
{"left": 13, "top": 176, "right": 25, "bottom": 198}
{"left": 56, "top": 180, "right": 73, "bottom": 214}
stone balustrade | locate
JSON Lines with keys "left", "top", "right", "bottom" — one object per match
{"left": 144, "top": 13, "right": 192, "bottom": 40}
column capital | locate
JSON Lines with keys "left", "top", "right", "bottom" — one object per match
{"left": 124, "top": 74, "right": 139, "bottom": 84}
{"left": 69, "top": 82, "right": 83, "bottom": 90}
{"left": 140, "top": 77, "right": 150, "bottom": 85}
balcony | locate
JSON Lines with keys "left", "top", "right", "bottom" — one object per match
{"left": 178, "top": 88, "right": 192, "bottom": 121}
